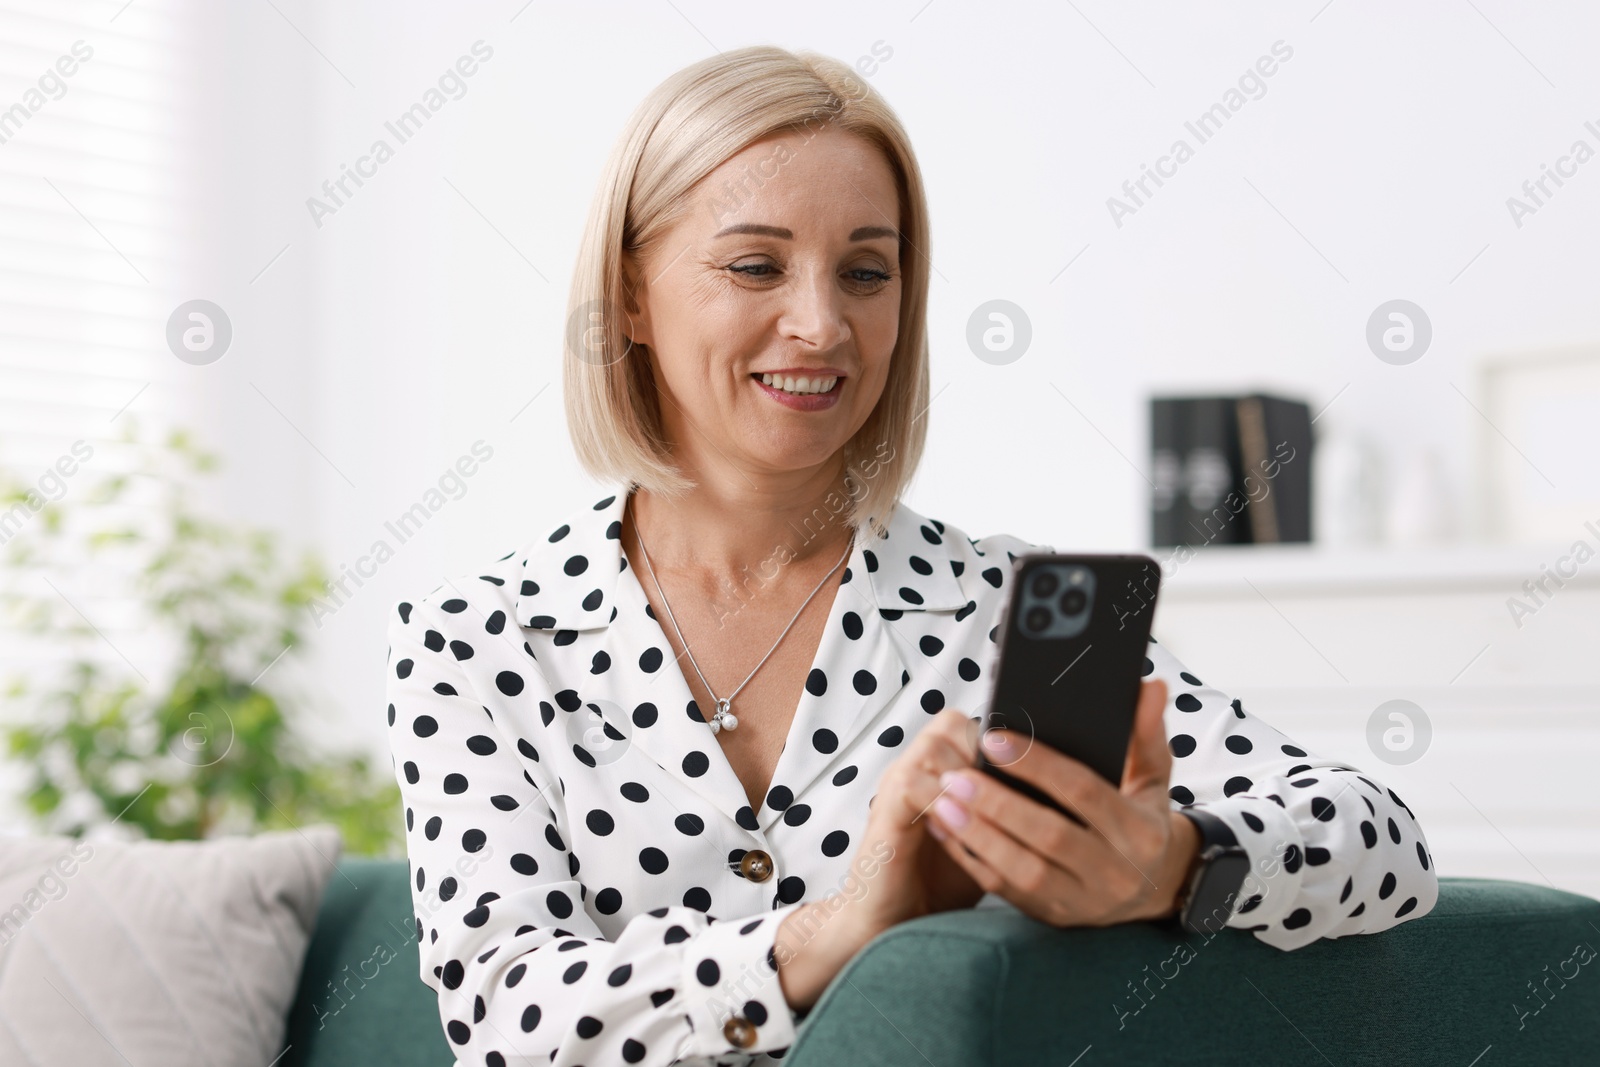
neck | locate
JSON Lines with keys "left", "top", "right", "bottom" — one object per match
{"left": 626, "top": 460, "right": 857, "bottom": 587}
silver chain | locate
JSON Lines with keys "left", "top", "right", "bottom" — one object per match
{"left": 629, "top": 496, "right": 854, "bottom": 735}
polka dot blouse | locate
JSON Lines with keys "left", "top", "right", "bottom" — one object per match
{"left": 385, "top": 488, "right": 1439, "bottom": 1066}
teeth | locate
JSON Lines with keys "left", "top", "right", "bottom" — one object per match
{"left": 760, "top": 373, "right": 837, "bottom": 395}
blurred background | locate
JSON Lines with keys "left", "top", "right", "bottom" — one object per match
{"left": 0, "top": 0, "right": 1595, "bottom": 897}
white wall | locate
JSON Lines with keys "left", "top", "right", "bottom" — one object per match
{"left": 128, "top": 2, "right": 1599, "bottom": 886}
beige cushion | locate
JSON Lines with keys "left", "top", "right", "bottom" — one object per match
{"left": 0, "top": 824, "right": 342, "bottom": 1066}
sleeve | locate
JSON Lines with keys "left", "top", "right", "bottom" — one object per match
{"left": 967, "top": 530, "right": 1438, "bottom": 952}
{"left": 384, "top": 596, "right": 807, "bottom": 1066}
{"left": 1145, "top": 634, "right": 1441, "bottom": 950}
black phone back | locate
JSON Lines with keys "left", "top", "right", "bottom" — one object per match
{"left": 977, "top": 553, "right": 1161, "bottom": 815}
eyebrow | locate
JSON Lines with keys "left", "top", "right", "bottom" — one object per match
{"left": 711, "top": 223, "right": 900, "bottom": 242}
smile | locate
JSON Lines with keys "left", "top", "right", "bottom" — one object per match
{"left": 750, "top": 372, "right": 844, "bottom": 411}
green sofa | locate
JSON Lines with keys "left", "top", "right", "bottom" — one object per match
{"left": 282, "top": 860, "right": 1600, "bottom": 1066}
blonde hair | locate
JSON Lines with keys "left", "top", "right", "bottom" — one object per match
{"left": 562, "top": 45, "right": 931, "bottom": 540}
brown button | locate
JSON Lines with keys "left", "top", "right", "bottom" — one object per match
{"left": 723, "top": 1015, "right": 758, "bottom": 1049}
{"left": 739, "top": 849, "right": 774, "bottom": 883}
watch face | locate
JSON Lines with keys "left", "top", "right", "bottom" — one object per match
{"left": 1182, "top": 851, "right": 1252, "bottom": 936}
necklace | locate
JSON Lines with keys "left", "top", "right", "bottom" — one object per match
{"left": 630, "top": 497, "right": 854, "bottom": 736}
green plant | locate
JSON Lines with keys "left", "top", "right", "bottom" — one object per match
{"left": 0, "top": 421, "right": 401, "bottom": 855}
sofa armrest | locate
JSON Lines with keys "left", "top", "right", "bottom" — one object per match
{"left": 788, "top": 878, "right": 1600, "bottom": 1067}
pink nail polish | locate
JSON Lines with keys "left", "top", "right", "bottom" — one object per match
{"left": 934, "top": 796, "right": 969, "bottom": 830}
{"left": 982, "top": 731, "right": 1014, "bottom": 760}
{"left": 939, "top": 770, "right": 977, "bottom": 801}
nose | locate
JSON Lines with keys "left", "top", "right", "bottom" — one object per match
{"left": 777, "top": 267, "right": 851, "bottom": 352}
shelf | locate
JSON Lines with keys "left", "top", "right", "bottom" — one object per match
{"left": 1150, "top": 539, "right": 1600, "bottom": 598}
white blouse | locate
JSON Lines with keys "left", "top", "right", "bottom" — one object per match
{"left": 385, "top": 487, "right": 1439, "bottom": 1066}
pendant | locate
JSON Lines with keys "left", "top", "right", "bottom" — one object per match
{"left": 709, "top": 698, "right": 738, "bottom": 735}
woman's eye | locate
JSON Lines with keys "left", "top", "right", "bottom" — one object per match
{"left": 847, "top": 268, "right": 892, "bottom": 286}
{"left": 728, "top": 263, "right": 776, "bottom": 278}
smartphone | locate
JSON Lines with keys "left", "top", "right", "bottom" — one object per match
{"left": 975, "top": 552, "right": 1162, "bottom": 822}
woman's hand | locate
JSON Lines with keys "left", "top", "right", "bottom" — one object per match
{"left": 776, "top": 709, "right": 984, "bottom": 1011}
{"left": 925, "top": 678, "right": 1202, "bottom": 927}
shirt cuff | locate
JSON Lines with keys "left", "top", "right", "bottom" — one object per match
{"left": 1187, "top": 794, "right": 1307, "bottom": 931}
{"left": 679, "top": 902, "right": 806, "bottom": 1057}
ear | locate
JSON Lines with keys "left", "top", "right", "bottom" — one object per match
{"left": 620, "top": 251, "right": 654, "bottom": 349}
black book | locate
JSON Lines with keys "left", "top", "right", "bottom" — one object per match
{"left": 1149, "top": 397, "right": 1185, "bottom": 548}
{"left": 1178, "top": 396, "right": 1246, "bottom": 549}
{"left": 1235, "top": 393, "right": 1313, "bottom": 543}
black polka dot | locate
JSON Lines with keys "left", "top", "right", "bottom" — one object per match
{"left": 520, "top": 1004, "right": 541, "bottom": 1031}
{"left": 639, "top": 847, "right": 669, "bottom": 875}
{"left": 682, "top": 751, "right": 709, "bottom": 777}
{"left": 1283, "top": 908, "right": 1312, "bottom": 930}
{"left": 822, "top": 830, "right": 850, "bottom": 856}
{"left": 1225, "top": 735, "right": 1253, "bottom": 755}
{"left": 812, "top": 728, "right": 838, "bottom": 753}
{"left": 1169, "top": 735, "right": 1197, "bottom": 758}
{"left": 806, "top": 669, "right": 827, "bottom": 696}
{"left": 696, "top": 959, "right": 720, "bottom": 986}
{"left": 586, "top": 809, "right": 615, "bottom": 836}
{"left": 496, "top": 671, "right": 524, "bottom": 696}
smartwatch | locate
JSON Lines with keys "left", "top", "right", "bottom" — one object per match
{"left": 1172, "top": 807, "right": 1252, "bottom": 937}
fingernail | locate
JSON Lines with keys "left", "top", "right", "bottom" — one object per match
{"left": 934, "top": 796, "right": 969, "bottom": 830}
{"left": 982, "top": 731, "right": 1014, "bottom": 760}
{"left": 926, "top": 819, "right": 948, "bottom": 842}
{"left": 939, "top": 770, "right": 977, "bottom": 802}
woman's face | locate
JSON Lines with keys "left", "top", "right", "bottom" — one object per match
{"left": 626, "top": 126, "right": 903, "bottom": 483}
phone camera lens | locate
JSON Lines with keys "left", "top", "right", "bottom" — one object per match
{"left": 1030, "top": 570, "right": 1059, "bottom": 598}
{"left": 1060, "top": 589, "right": 1087, "bottom": 615}
{"left": 1024, "top": 605, "right": 1052, "bottom": 633}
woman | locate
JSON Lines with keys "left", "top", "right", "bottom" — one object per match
{"left": 385, "top": 46, "right": 1437, "bottom": 1067}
